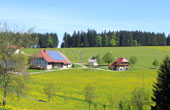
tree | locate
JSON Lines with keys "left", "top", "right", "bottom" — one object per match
{"left": 44, "top": 83, "right": 55, "bottom": 102}
{"left": 133, "top": 40, "right": 138, "bottom": 46}
{"left": 104, "top": 35, "right": 109, "bottom": 47}
{"left": 110, "top": 32, "right": 117, "bottom": 47}
{"left": 0, "top": 40, "right": 29, "bottom": 106}
{"left": 109, "top": 95, "right": 115, "bottom": 110}
{"left": 152, "top": 59, "right": 159, "bottom": 69}
{"left": 95, "top": 54, "right": 102, "bottom": 64}
{"left": 119, "top": 100, "right": 124, "bottom": 110}
{"left": 97, "top": 35, "right": 102, "bottom": 47}
{"left": 84, "top": 84, "right": 96, "bottom": 110}
{"left": 103, "top": 52, "right": 113, "bottom": 65}
{"left": 110, "top": 39, "right": 117, "bottom": 47}
{"left": 131, "top": 88, "right": 150, "bottom": 110}
{"left": 48, "top": 36, "right": 53, "bottom": 48}
{"left": 129, "top": 56, "right": 137, "bottom": 66}
{"left": 151, "top": 56, "right": 170, "bottom": 110}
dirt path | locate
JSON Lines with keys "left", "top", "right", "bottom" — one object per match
{"left": 29, "top": 63, "right": 114, "bottom": 74}
{"left": 73, "top": 63, "right": 88, "bottom": 68}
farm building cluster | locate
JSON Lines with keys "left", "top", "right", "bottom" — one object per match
{"left": 2, "top": 44, "right": 130, "bottom": 71}
{"left": 31, "top": 50, "right": 72, "bottom": 69}
{"left": 87, "top": 56, "right": 130, "bottom": 71}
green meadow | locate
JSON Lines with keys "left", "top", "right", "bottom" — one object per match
{"left": 23, "top": 46, "right": 170, "bottom": 68}
{"left": 1, "top": 46, "right": 170, "bottom": 110}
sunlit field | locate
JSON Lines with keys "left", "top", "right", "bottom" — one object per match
{"left": 1, "top": 46, "right": 170, "bottom": 110}
{"left": 0, "top": 68, "right": 156, "bottom": 110}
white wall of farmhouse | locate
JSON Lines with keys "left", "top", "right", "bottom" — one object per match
{"left": 47, "top": 65, "right": 52, "bottom": 69}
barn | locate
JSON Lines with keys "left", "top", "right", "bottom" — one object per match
{"left": 31, "top": 50, "right": 72, "bottom": 69}
{"left": 109, "top": 58, "right": 130, "bottom": 71}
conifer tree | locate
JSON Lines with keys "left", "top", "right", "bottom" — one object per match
{"left": 151, "top": 56, "right": 170, "bottom": 110}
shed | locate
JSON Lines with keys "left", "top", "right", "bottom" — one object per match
{"left": 88, "top": 56, "right": 98, "bottom": 66}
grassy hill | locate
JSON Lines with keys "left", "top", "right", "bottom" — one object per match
{"left": 1, "top": 46, "right": 170, "bottom": 110}
{"left": 23, "top": 46, "right": 170, "bottom": 68}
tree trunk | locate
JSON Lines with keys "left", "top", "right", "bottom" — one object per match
{"left": 3, "top": 79, "right": 8, "bottom": 106}
{"left": 48, "top": 95, "right": 51, "bottom": 102}
{"left": 89, "top": 103, "right": 91, "bottom": 110}
{"left": 103, "top": 104, "right": 106, "bottom": 110}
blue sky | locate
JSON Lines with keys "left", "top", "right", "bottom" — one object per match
{"left": 0, "top": 0, "right": 170, "bottom": 45}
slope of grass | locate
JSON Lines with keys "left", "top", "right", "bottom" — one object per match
{"left": 22, "top": 46, "right": 170, "bottom": 68}
{"left": 0, "top": 68, "right": 157, "bottom": 110}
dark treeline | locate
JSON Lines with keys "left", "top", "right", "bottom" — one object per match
{"left": 33, "top": 33, "right": 59, "bottom": 48}
{"left": 0, "top": 32, "right": 59, "bottom": 48}
{"left": 61, "top": 29, "right": 168, "bottom": 48}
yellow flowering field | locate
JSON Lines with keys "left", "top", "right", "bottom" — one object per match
{"left": 0, "top": 68, "right": 157, "bottom": 110}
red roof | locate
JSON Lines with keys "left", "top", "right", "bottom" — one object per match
{"left": 109, "top": 58, "right": 129, "bottom": 68}
{"left": 32, "top": 50, "right": 71, "bottom": 64}
{"left": 10, "top": 45, "right": 20, "bottom": 49}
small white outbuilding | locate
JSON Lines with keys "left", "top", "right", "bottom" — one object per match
{"left": 88, "top": 56, "right": 98, "bottom": 66}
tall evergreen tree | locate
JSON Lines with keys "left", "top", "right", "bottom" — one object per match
{"left": 97, "top": 35, "right": 102, "bottom": 47}
{"left": 151, "top": 56, "right": 170, "bottom": 110}
{"left": 48, "top": 36, "right": 53, "bottom": 48}
{"left": 104, "top": 34, "right": 109, "bottom": 47}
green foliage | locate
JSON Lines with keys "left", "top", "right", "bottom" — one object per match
{"left": 119, "top": 100, "right": 124, "bottom": 110}
{"left": 133, "top": 40, "right": 138, "bottom": 46}
{"left": 44, "top": 83, "right": 55, "bottom": 102}
{"left": 109, "top": 95, "right": 115, "bottom": 110}
{"left": 84, "top": 84, "right": 96, "bottom": 109}
{"left": 0, "top": 40, "right": 29, "bottom": 106}
{"left": 152, "top": 59, "right": 159, "bottom": 69}
{"left": 103, "top": 52, "right": 113, "bottom": 65}
{"left": 104, "top": 35, "right": 109, "bottom": 47}
{"left": 95, "top": 54, "right": 102, "bottom": 64}
{"left": 48, "top": 36, "right": 53, "bottom": 48}
{"left": 110, "top": 39, "right": 117, "bottom": 47}
{"left": 109, "top": 32, "right": 117, "bottom": 47}
{"left": 151, "top": 56, "right": 170, "bottom": 110}
{"left": 61, "top": 29, "right": 167, "bottom": 47}
{"left": 97, "top": 35, "right": 102, "bottom": 47}
{"left": 129, "top": 56, "right": 137, "bottom": 66}
{"left": 38, "top": 33, "right": 59, "bottom": 48}
{"left": 131, "top": 88, "right": 150, "bottom": 110}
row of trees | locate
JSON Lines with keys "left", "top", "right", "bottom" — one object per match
{"left": 33, "top": 33, "right": 59, "bottom": 48}
{"left": 0, "top": 32, "right": 59, "bottom": 48}
{"left": 0, "top": 23, "right": 59, "bottom": 48}
{"left": 61, "top": 29, "right": 168, "bottom": 48}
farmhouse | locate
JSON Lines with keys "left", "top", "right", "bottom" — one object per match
{"left": 109, "top": 57, "right": 130, "bottom": 71}
{"left": 31, "top": 50, "right": 72, "bottom": 69}
{"left": 88, "top": 56, "right": 98, "bottom": 66}
{"left": 9, "top": 45, "right": 20, "bottom": 54}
